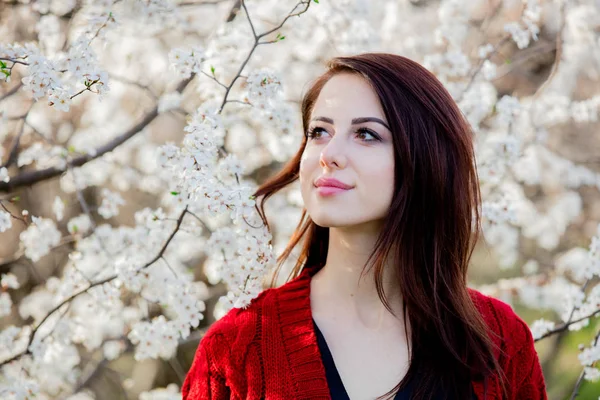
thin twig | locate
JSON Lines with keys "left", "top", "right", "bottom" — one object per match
{"left": 217, "top": 0, "right": 311, "bottom": 113}
{"left": 569, "top": 328, "right": 600, "bottom": 400}
{"left": 456, "top": 35, "right": 510, "bottom": 103}
{"left": 1, "top": 104, "right": 34, "bottom": 169}
{"left": 200, "top": 71, "right": 227, "bottom": 89}
{"left": 0, "top": 82, "right": 23, "bottom": 102}
{"left": 0, "top": 58, "right": 29, "bottom": 66}
{"left": 0, "top": 200, "right": 27, "bottom": 226}
{"left": 168, "top": 356, "right": 186, "bottom": 384}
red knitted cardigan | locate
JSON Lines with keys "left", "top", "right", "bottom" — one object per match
{"left": 182, "top": 266, "right": 548, "bottom": 399}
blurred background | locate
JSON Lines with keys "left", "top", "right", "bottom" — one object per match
{"left": 1, "top": 0, "right": 600, "bottom": 399}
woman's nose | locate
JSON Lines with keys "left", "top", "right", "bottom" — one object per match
{"left": 319, "top": 135, "right": 347, "bottom": 169}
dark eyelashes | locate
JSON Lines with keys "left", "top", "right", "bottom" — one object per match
{"left": 305, "top": 126, "right": 381, "bottom": 142}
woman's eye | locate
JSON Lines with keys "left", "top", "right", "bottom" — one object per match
{"left": 306, "top": 127, "right": 327, "bottom": 139}
{"left": 356, "top": 128, "right": 380, "bottom": 142}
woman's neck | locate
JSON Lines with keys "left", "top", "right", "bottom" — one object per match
{"left": 310, "top": 224, "right": 404, "bottom": 329}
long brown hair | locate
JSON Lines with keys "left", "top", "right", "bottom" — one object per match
{"left": 253, "top": 53, "right": 505, "bottom": 400}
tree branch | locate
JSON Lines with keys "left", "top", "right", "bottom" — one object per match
{"left": 535, "top": 308, "right": 600, "bottom": 342}
{"left": 0, "top": 76, "right": 193, "bottom": 193}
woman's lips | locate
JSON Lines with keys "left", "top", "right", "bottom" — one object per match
{"left": 316, "top": 186, "right": 352, "bottom": 196}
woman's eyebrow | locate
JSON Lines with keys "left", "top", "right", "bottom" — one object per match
{"left": 311, "top": 116, "right": 390, "bottom": 130}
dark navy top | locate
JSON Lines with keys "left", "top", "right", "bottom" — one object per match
{"left": 312, "top": 319, "right": 476, "bottom": 399}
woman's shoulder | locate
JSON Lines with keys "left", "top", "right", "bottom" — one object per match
{"left": 201, "top": 270, "right": 311, "bottom": 345}
{"left": 468, "top": 288, "right": 535, "bottom": 355}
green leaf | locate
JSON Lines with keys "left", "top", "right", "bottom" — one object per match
{"left": 72, "top": 225, "right": 79, "bottom": 233}
{"left": 10, "top": 196, "right": 20, "bottom": 202}
{"left": 279, "top": 36, "right": 285, "bottom": 41}
{"left": 68, "top": 145, "right": 77, "bottom": 153}
{"left": 504, "top": 59, "right": 511, "bottom": 65}
{"left": 170, "top": 191, "right": 179, "bottom": 196}
{"left": 313, "top": 0, "right": 319, "bottom": 3}
{"left": 210, "top": 65, "right": 215, "bottom": 74}
{"left": 0, "top": 61, "right": 6, "bottom": 68}
{"left": 1, "top": 70, "right": 10, "bottom": 78}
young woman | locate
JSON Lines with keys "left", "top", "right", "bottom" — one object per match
{"left": 182, "top": 53, "right": 547, "bottom": 400}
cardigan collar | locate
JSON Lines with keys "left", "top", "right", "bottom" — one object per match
{"left": 274, "top": 265, "right": 493, "bottom": 399}
{"left": 276, "top": 265, "right": 331, "bottom": 399}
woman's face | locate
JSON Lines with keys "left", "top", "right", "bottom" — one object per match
{"left": 299, "top": 73, "right": 395, "bottom": 230}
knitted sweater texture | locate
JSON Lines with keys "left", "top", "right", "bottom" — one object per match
{"left": 182, "top": 266, "right": 547, "bottom": 399}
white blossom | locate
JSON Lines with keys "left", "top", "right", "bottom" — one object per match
{"left": 0, "top": 292, "right": 12, "bottom": 317}
{"left": 579, "top": 340, "right": 600, "bottom": 366}
{"left": 48, "top": 87, "right": 72, "bottom": 112}
{"left": 128, "top": 316, "right": 179, "bottom": 360}
{"left": 169, "top": 47, "right": 205, "bottom": 79}
{"left": 583, "top": 366, "right": 600, "bottom": 382}
{"left": 139, "top": 383, "right": 180, "bottom": 400}
{"left": 0, "top": 211, "right": 12, "bottom": 233}
{"left": 245, "top": 69, "right": 283, "bottom": 109}
{"left": 53, "top": 196, "right": 65, "bottom": 221}
{"left": 67, "top": 214, "right": 92, "bottom": 234}
{"left": 481, "top": 60, "right": 497, "bottom": 80}
{"left": 1, "top": 273, "right": 20, "bottom": 290}
{"left": 19, "top": 216, "right": 62, "bottom": 262}
{"left": 529, "top": 319, "right": 555, "bottom": 340}
{"left": 50, "top": 0, "right": 77, "bottom": 16}
{"left": 0, "top": 167, "right": 9, "bottom": 183}
{"left": 98, "top": 189, "right": 125, "bottom": 219}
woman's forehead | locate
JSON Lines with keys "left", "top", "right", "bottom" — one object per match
{"left": 311, "top": 74, "right": 386, "bottom": 121}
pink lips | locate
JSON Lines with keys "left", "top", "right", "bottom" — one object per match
{"left": 314, "top": 177, "right": 353, "bottom": 197}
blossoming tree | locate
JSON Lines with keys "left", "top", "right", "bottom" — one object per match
{"left": 1, "top": 0, "right": 599, "bottom": 399}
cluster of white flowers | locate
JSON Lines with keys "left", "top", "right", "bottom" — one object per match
{"left": 52, "top": 196, "right": 65, "bottom": 221}
{"left": 504, "top": 0, "right": 541, "bottom": 49}
{"left": 0, "top": 292, "right": 11, "bottom": 317}
{"left": 482, "top": 195, "right": 518, "bottom": 225}
{"left": 67, "top": 214, "right": 92, "bottom": 234}
{"left": 139, "top": 383, "right": 181, "bottom": 400}
{"left": 32, "top": 0, "right": 77, "bottom": 16}
{"left": 245, "top": 69, "right": 283, "bottom": 110}
{"left": 476, "top": 136, "right": 521, "bottom": 186}
{"left": 62, "top": 37, "right": 110, "bottom": 97}
{"left": 578, "top": 339, "right": 600, "bottom": 368}
{"left": 1, "top": 273, "right": 20, "bottom": 290}
{"left": 0, "top": 26, "right": 109, "bottom": 112}
{"left": 494, "top": 95, "right": 522, "bottom": 127}
{"left": 169, "top": 47, "right": 206, "bottom": 79}
{"left": 529, "top": 319, "right": 556, "bottom": 340}
{"left": 19, "top": 216, "right": 62, "bottom": 262}
{"left": 97, "top": 188, "right": 125, "bottom": 219}
{"left": 128, "top": 315, "right": 180, "bottom": 360}
{"left": 17, "top": 142, "right": 68, "bottom": 170}
{"left": 0, "top": 210, "right": 12, "bottom": 233}
{"left": 0, "top": 167, "right": 9, "bottom": 183}
{"left": 423, "top": 50, "right": 471, "bottom": 82}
